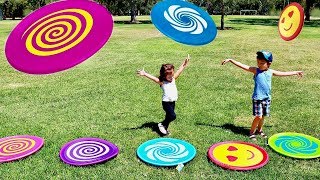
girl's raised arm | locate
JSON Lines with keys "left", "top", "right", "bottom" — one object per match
{"left": 137, "top": 68, "right": 162, "bottom": 85}
{"left": 174, "top": 54, "right": 190, "bottom": 80}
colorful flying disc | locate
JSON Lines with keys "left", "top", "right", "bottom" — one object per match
{"left": 137, "top": 138, "right": 196, "bottom": 166}
{"left": 151, "top": 0, "right": 217, "bottom": 45}
{"left": 5, "top": 0, "right": 113, "bottom": 74}
{"left": 60, "top": 138, "right": 119, "bottom": 166}
{"left": 268, "top": 132, "right": 320, "bottom": 159}
{"left": 0, "top": 135, "right": 44, "bottom": 163}
{"left": 278, "top": 2, "right": 304, "bottom": 41}
{"left": 208, "top": 141, "right": 269, "bottom": 171}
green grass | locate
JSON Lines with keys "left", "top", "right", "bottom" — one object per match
{"left": 0, "top": 15, "right": 320, "bottom": 179}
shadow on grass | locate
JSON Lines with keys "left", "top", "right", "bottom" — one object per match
{"left": 196, "top": 122, "right": 273, "bottom": 137}
{"left": 0, "top": 31, "right": 12, "bottom": 34}
{"left": 229, "top": 18, "right": 278, "bottom": 26}
{"left": 59, "top": 155, "right": 118, "bottom": 168}
{"left": 124, "top": 122, "right": 165, "bottom": 137}
{"left": 196, "top": 122, "right": 250, "bottom": 136}
{"left": 113, "top": 20, "right": 240, "bottom": 30}
{"left": 228, "top": 18, "right": 320, "bottom": 27}
{"left": 114, "top": 20, "right": 153, "bottom": 24}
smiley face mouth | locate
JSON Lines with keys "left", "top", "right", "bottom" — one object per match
{"left": 247, "top": 150, "right": 255, "bottom": 160}
{"left": 284, "top": 23, "right": 293, "bottom": 31}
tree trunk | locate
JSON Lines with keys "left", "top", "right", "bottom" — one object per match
{"left": 220, "top": 0, "right": 224, "bottom": 30}
{"left": 2, "top": 1, "right": 7, "bottom": 20}
{"left": 130, "top": 8, "right": 137, "bottom": 23}
{"left": 305, "top": 0, "right": 311, "bottom": 21}
{"left": 0, "top": 9, "right": 3, "bottom": 20}
{"left": 130, "top": 0, "right": 137, "bottom": 23}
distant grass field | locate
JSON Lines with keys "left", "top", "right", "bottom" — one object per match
{"left": 0, "top": 15, "right": 319, "bottom": 179}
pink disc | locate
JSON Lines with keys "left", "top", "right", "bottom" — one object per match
{"left": 5, "top": 0, "right": 113, "bottom": 74}
{"left": 0, "top": 135, "right": 44, "bottom": 163}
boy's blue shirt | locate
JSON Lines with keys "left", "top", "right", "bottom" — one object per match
{"left": 252, "top": 68, "right": 272, "bottom": 100}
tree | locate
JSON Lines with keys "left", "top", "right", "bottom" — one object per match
{"left": 303, "top": 0, "right": 320, "bottom": 21}
{"left": 221, "top": 0, "right": 225, "bottom": 30}
{"left": 26, "top": 0, "right": 46, "bottom": 11}
{"left": 13, "top": 0, "right": 26, "bottom": 19}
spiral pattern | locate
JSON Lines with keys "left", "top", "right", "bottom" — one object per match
{"left": 145, "top": 141, "right": 189, "bottom": 162}
{"left": 164, "top": 5, "right": 207, "bottom": 34}
{"left": 22, "top": 9, "right": 93, "bottom": 56}
{"left": 275, "top": 135, "right": 318, "bottom": 154}
{"left": 0, "top": 138, "right": 35, "bottom": 157}
{"left": 65, "top": 141, "right": 110, "bottom": 162}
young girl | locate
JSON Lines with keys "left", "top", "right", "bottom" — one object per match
{"left": 137, "top": 55, "right": 190, "bottom": 135}
{"left": 222, "top": 50, "right": 303, "bottom": 141}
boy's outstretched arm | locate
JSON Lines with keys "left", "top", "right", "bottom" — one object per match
{"left": 221, "top": 59, "right": 256, "bottom": 74}
{"left": 174, "top": 54, "right": 190, "bottom": 80}
{"left": 137, "top": 69, "right": 162, "bottom": 85}
{"left": 272, "top": 70, "right": 304, "bottom": 77}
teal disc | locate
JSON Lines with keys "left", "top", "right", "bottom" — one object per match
{"left": 137, "top": 138, "right": 196, "bottom": 166}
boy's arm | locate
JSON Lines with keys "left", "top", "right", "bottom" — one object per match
{"left": 272, "top": 70, "right": 304, "bottom": 77}
{"left": 137, "top": 69, "right": 162, "bottom": 85}
{"left": 174, "top": 54, "right": 190, "bottom": 80}
{"left": 221, "top": 59, "right": 256, "bottom": 74}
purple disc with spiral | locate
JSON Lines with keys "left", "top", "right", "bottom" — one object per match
{"left": 59, "top": 137, "right": 119, "bottom": 166}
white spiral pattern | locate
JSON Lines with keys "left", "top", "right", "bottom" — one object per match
{"left": 145, "top": 141, "right": 189, "bottom": 162}
{"left": 164, "top": 5, "right": 207, "bottom": 34}
{"left": 66, "top": 141, "right": 110, "bottom": 162}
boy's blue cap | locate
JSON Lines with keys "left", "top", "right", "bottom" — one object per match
{"left": 257, "top": 50, "right": 273, "bottom": 62}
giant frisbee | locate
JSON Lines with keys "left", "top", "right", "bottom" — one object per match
{"left": 0, "top": 135, "right": 44, "bottom": 163}
{"left": 151, "top": 0, "right": 217, "bottom": 46}
{"left": 268, "top": 132, "right": 320, "bottom": 159}
{"left": 5, "top": 0, "right": 113, "bottom": 74}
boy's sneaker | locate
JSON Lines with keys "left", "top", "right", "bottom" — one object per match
{"left": 257, "top": 131, "right": 268, "bottom": 138}
{"left": 249, "top": 134, "right": 257, "bottom": 141}
{"left": 158, "top": 123, "right": 168, "bottom": 135}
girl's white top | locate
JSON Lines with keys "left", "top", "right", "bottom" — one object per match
{"left": 161, "top": 78, "right": 178, "bottom": 102}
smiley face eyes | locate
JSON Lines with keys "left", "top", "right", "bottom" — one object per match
{"left": 227, "top": 146, "right": 238, "bottom": 151}
{"left": 227, "top": 155, "right": 238, "bottom": 162}
{"left": 288, "top": 11, "right": 294, "bottom": 18}
{"left": 281, "top": 11, "right": 294, "bottom": 23}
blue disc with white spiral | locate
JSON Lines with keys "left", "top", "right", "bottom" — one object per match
{"left": 151, "top": 0, "right": 217, "bottom": 46}
{"left": 137, "top": 138, "right": 196, "bottom": 166}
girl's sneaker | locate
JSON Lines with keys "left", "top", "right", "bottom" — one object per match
{"left": 249, "top": 134, "right": 257, "bottom": 141}
{"left": 158, "top": 123, "right": 168, "bottom": 135}
{"left": 257, "top": 131, "right": 267, "bottom": 138}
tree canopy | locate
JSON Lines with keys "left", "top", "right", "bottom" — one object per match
{"left": 1, "top": 0, "right": 319, "bottom": 20}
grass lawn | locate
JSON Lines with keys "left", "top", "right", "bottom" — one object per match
{"left": 0, "top": 15, "right": 319, "bottom": 179}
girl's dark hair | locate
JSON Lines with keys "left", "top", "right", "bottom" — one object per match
{"left": 159, "top": 64, "right": 174, "bottom": 82}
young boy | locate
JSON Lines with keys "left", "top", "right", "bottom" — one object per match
{"left": 222, "top": 50, "right": 303, "bottom": 141}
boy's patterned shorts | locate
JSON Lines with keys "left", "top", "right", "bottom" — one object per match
{"left": 252, "top": 99, "right": 271, "bottom": 117}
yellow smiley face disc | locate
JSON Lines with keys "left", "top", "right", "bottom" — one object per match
{"left": 208, "top": 141, "right": 269, "bottom": 170}
{"left": 278, "top": 2, "right": 304, "bottom": 41}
